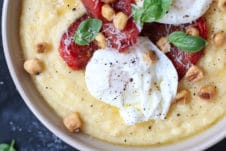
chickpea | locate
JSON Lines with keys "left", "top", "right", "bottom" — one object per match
{"left": 63, "top": 112, "right": 82, "bottom": 133}
{"left": 185, "top": 65, "right": 204, "bottom": 82}
{"left": 101, "top": 4, "right": 115, "bottom": 21}
{"left": 198, "top": 85, "right": 216, "bottom": 100}
{"left": 24, "top": 58, "right": 44, "bottom": 75}
{"left": 186, "top": 27, "right": 200, "bottom": 37}
{"left": 156, "top": 37, "right": 171, "bottom": 53}
{"left": 218, "top": 0, "right": 226, "bottom": 12}
{"left": 95, "top": 33, "right": 107, "bottom": 48}
{"left": 213, "top": 31, "right": 226, "bottom": 47}
{"left": 113, "top": 12, "right": 128, "bottom": 30}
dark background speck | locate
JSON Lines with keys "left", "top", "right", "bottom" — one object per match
{"left": 0, "top": 0, "right": 225, "bottom": 150}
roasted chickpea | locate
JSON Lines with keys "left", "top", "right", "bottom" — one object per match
{"left": 213, "top": 31, "right": 226, "bottom": 47}
{"left": 101, "top": 4, "right": 115, "bottom": 21}
{"left": 186, "top": 27, "right": 200, "bottom": 37}
{"left": 113, "top": 12, "right": 128, "bottom": 30}
{"left": 198, "top": 85, "right": 216, "bottom": 100}
{"left": 95, "top": 33, "right": 107, "bottom": 48}
{"left": 218, "top": 0, "right": 226, "bottom": 12}
{"left": 156, "top": 37, "right": 171, "bottom": 53}
{"left": 185, "top": 65, "right": 204, "bottom": 82}
{"left": 63, "top": 112, "right": 82, "bottom": 133}
{"left": 24, "top": 58, "right": 44, "bottom": 75}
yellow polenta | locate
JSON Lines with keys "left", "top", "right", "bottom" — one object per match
{"left": 20, "top": 0, "right": 226, "bottom": 146}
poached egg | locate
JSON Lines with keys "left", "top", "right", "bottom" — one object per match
{"left": 85, "top": 37, "right": 178, "bottom": 125}
{"left": 136, "top": 0, "right": 212, "bottom": 25}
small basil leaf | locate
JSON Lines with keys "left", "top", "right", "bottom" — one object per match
{"left": 168, "top": 31, "right": 208, "bottom": 53}
{"left": 132, "top": 5, "right": 144, "bottom": 26}
{"left": 8, "top": 140, "right": 16, "bottom": 151}
{"left": 0, "top": 144, "right": 10, "bottom": 151}
{"left": 75, "top": 19, "right": 102, "bottom": 45}
{"left": 132, "top": 0, "right": 172, "bottom": 26}
{"left": 0, "top": 140, "right": 16, "bottom": 151}
{"left": 141, "top": 4, "right": 161, "bottom": 23}
{"left": 160, "top": 0, "right": 172, "bottom": 18}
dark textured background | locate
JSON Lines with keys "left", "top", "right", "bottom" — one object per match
{"left": 0, "top": 0, "right": 225, "bottom": 150}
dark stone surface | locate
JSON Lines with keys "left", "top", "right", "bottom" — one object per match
{"left": 0, "top": 0, "right": 225, "bottom": 150}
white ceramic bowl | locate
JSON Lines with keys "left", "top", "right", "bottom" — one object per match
{"left": 2, "top": 0, "right": 226, "bottom": 151}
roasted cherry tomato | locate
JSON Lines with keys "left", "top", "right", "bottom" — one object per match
{"left": 141, "top": 18, "right": 208, "bottom": 79}
{"left": 81, "top": 0, "right": 103, "bottom": 20}
{"left": 112, "top": 0, "right": 135, "bottom": 16}
{"left": 82, "top": 0, "right": 139, "bottom": 52}
{"left": 59, "top": 15, "right": 98, "bottom": 70}
{"left": 82, "top": 0, "right": 134, "bottom": 18}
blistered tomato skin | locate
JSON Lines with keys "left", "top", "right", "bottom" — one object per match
{"left": 142, "top": 17, "right": 208, "bottom": 79}
{"left": 59, "top": 15, "right": 98, "bottom": 70}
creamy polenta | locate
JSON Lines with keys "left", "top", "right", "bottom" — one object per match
{"left": 20, "top": 0, "right": 226, "bottom": 146}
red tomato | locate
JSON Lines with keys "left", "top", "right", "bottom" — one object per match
{"left": 59, "top": 15, "right": 98, "bottom": 70}
{"left": 82, "top": 0, "right": 139, "bottom": 52}
{"left": 102, "top": 19, "right": 139, "bottom": 52}
{"left": 81, "top": 0, "right": 135, "bottom": 18}
{"left": 81, "top": 0, "right": 103, "bottom": 20}
{"left": 112, "top": 0, "right": 135, "bottom": 16}
{"left": 141, "top": 18, "right": 208, "bottom": 79}
{"left": 104, "top": 0, "right": 139, "bottom": 51}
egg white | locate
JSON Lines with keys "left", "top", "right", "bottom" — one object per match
{"left": 85, "top": 37, "right": 178, "bottom": 125}
{"left": 158, "top": 0, "right": 212, "bottom": 24}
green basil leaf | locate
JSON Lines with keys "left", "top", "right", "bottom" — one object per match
{"left": 0, "top": 140, "right": 16, "bottom": 151}
{"left": 161, "top": 0, "right": 172, "bottom": 17}
{"left": 168, "top": 31, "right": 208, "bottom": 53}
{"left": 0, "top": 144, "right": 10, "bottom": 151}
{"left": 141, "top": 3, "right": 161, "bottom": 23}
{"left": 75, "top": 19, "right": 102, "bottom": 45}
{"left": 8, "top": 140, "right": 16, "bottom": 151}
{"left": 132, "top": 0, "right": 172, "bottom": 26}
{"left": 132, "top": 5, "right": 144, "bottom": 26}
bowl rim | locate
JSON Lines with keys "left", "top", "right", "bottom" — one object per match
{"left": 2, "top": 0, "right": 226, "bottom": 151}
